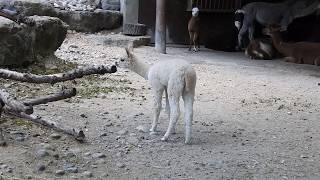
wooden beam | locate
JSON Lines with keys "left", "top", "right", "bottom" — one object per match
{"left": 155, "top": 0, "right": 166, "bottom": 54}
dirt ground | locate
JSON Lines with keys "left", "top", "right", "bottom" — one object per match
{"left": 1, "top": 32, "right": 320, "bottom": 180}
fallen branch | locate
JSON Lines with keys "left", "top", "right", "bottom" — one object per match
{"left": 25, "top": 88, "right": 77, "bottom": 106}
{"left": 5, "top": 109, "right": 85, "bottom": 142}
{"left": 0, "top": 89, "right": 33, "bottom": 115}
{"left": 0, "top": 65, "right": 117, "bottom": 84}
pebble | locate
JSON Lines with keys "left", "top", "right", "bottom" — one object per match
{"left": 117, "top": 129, "right": 128, "bottom": 135}
{"left": 50, "top": 133, "right": 62, "bottom": 140}
{"left": 64, "top": 165, "right": 78, "bottom": 173}
{"left": 37, "top": 164, "right": 46, "bottom": 172}
{"left": 15, "top": 136, "right": 25, "bottom": 142}
{"left": 127, "top": 136, "right": 139, "bottom": 145}
{"left": 208, "top": 160, "right": 223, "bottom": 169}
{"left": 92, "top": 152, "right": 106, "bottom": 159}
{"left": 83, "top": 171, "right": 93, "bottom": 177}
{"left": 35, "top": 149, "right": 50, "bottom": 158}
{"left": 135, "top": 125, "right": 148, "bottom": 133}
{"left": 55, "top": 170, "right": 65, "bottom": 175}
{"left": 116, "top": 162, "right": 126, "bottom": 168}
{"left": 80, "top": 113, "right": 88, "bottom": 118}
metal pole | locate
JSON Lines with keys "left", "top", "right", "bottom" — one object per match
{"left": 155, "top": 0, "right": 166, "bottom": 54}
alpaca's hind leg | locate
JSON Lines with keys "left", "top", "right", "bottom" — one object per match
{"left": 194, "top": 32, "right": 200, "bottom": 51}
{"left": 182, "top": 91, "right": 195, "bottom": 144}
{"left": 314, "top": 57, "right": 320, "bottom": 66}
{"left": 161, "top": 95, "right": 180, "bottom": 142}
{"left": 150, "top": 88, "right": 164, "bottom": 133}
{"left": 164, "top": 89, "right": 175, "bottom": 133}
{"left": 189, "top": 32, "right": 194, "bottom": 51}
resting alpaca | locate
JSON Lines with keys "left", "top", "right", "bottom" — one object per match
{"left": 245, "top": 38, "right": 276, "bottom": 60}
{"left": 117, "top": 47, "right": 197, "bottom": 144}
{"left": 235, "top": 0, "right": 320, "bottom": 48}
{"left": 188, "top": 7, "right": 200, "bottom": 51}
{"left": 264, "top": 25, "right": 320, "bottom": 65}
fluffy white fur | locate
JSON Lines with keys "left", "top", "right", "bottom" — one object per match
{"left": 117, "top": 48, "right": 197, "bottom": 144}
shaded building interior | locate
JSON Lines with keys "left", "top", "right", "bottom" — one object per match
{"left": 138, "top": 0, "right": 320, "bottom": 51}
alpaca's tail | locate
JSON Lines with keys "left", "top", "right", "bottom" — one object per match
{"left": 184, "top": 69, "right": 197, "bottom": 93}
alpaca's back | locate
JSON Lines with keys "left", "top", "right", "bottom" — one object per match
{"left": 148, "top": 60, "right": 196, "bottom": 92}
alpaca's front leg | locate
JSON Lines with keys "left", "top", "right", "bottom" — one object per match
{"left": 150, "top": 89, "right": 163, "bottom": 133}
{"left": 161, "top": 97, "right": 180, "bottom": 141}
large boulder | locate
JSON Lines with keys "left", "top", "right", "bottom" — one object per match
{"left": 0, "top": 16, "right": 67, "bottom": 66}
{"left": 6, "top": 0, "right": 122, "bottom": 32}
{"left": 29, "top": 15, "right": 68, "bottom": 56}
{"left": 56, "top": 9, "right": 121, "bottom": 32}
{"left": 0, "top": 17, "right": 33, "bottom": 66}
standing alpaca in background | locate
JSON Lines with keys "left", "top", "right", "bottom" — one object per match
{"left": 116, "top": 47, "right": 197, "bottom": 144}
{"left": 188, "top": 7, "right": 200, "bottom": 51}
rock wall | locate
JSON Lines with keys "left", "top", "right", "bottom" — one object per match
{"left": 10, "top": 0, "right": 122, "bottom": 32}
{"left": 0, "top": 16, "right": 67, "bottom": 66}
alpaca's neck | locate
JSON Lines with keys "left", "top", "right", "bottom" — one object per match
{"left": 270, "top": 32, "right": 291, "bottom": 56}
{"left": 131, "top": 55, "right": 150, "bottom": 80}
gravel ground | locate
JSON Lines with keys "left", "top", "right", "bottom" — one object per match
{"left": 0, "top": 32, "right": 320, "bottom": 180}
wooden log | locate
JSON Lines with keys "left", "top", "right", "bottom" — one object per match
{"left": 0, "top": 89, "right": 33, "bottom": 115}
{"left": 5, "top": 109, "right": 85, "bottom": 142}
{"left": 25, "top": 88, "right": 77, "bottom": 106}
{"left": 0, "top": 65, "right": 117, "bottom": 84}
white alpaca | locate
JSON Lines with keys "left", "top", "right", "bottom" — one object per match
{"left": 117, "top": 47, "right": 197, "bottom": 144}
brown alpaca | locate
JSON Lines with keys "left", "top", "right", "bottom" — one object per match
{"left": 188, "top": 7, "right": 200, "bottom": 51}
{"left": 264, "top": 24, "right": 320, "bottom": 65}
{"left": 245, "top": 38, "right": 276, "bottom": 60}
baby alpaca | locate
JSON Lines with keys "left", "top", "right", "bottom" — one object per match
{"left": 188, "top": 7, "right": 200, "bottom": 51}
{"left": 117, "top": 47, "right": 197, "bottom": 144}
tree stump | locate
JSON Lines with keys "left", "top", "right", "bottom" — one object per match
{"left": 123, "top": 23, "right": 147, "bottom": 36}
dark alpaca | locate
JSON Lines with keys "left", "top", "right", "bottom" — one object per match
{"left": 188, "top": 7, "right": 200, "bottom": 51}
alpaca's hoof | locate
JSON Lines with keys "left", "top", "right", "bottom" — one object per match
{"left": 161, "top": 136, "right": 168, "bottom": 141}
{"left": 185, "top": 139, "right": 191, "bottom": 144}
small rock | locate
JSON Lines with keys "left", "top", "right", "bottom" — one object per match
{"left": 136, "top": 125, "right": 148, "bottom": 133}
{"left": 208, "top": 160, "right": 223, "bottom": 169}
{"left": 41, "top": 143, "right": 55, "bottom": 151}
{"left": 50, "top": 133, "right": 62, "bottom": 140}
{"left": 278, "top": 104, "right": 284, "bottom": 110}
{"left": 55, "top": 170, "right": 65, "bottom": 175}
{"left": 15, "top": 136, "right": 26, "bottom": 142}
{"left": 116, "top": 163, "right": 125, "bottom": 168}
{"left": 80, "top": 114, "right": 88, "bottom": 118}
{"left": 83, "top": 171, "right": 93, "bottom": 177}
{"left": 36, "top": 149, "right": 49, "bottom": 158}
{"left": 37, "top": 164, "right": 46, "bottom": 172}
{"left": 127, "top": 136, "right": 139, "bottom": 145}
{"left": 105, "top": 122, "right": 113, "bottom": 127}
{"left": 64, "top": 166, "right": 78, "bottom": 173}
{"left": 100, "top": 132, "right": 108, "bottom": 137}
{"left": 287, "top": 112, "right": 293, "bottom": 115}
{"left": 117, "top": 129, "right": 128, "bottom": 135}
{"left": 92, "top": 153, "right": 106, "bottom": 159}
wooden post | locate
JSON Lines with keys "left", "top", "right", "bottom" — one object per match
{"left": 155, "top": 0, "right": 166, "bottom": 54}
